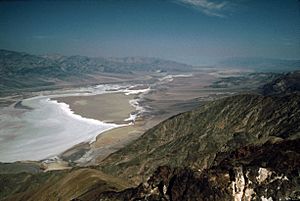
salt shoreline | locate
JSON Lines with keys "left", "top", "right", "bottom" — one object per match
{"left": 0, "top": 73, "right": 193, "bottom": 163}
{"left": 0, "top": 84, "right": 150, "bottom": 162}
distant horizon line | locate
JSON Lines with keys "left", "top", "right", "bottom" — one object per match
{"left": 1, "top": 48, "right": 300, "bottom": 67}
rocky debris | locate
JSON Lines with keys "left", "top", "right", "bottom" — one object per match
{"left": 92, "top": 139, "right": 299, "bottom": 201}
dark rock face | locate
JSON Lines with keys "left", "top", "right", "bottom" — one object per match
{"left": 94, "top": 139, "right": 300, "bottom": 201}
{"left": 261, "top": 71, "right": 300, "bottom": 95}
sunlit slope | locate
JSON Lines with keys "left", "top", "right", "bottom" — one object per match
{"left": 99, "top": 93, "right": 300, "bottom": 184}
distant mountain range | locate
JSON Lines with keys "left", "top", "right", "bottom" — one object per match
{"left": 0, "top": 49, "right": 192, "bottom": 95}
{"left": 1, "top": 49, "right": 300, "bottom": 95}
{"left": 0, "top": 49, "right": 192, "bottom": 75}
{"left": 218, "top": 57, "right": 300, "bottom": 72}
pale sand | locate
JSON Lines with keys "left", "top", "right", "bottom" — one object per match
{"left": 60, "top": 117, "right": 162, "bottom": 165}
{"left": 91, "top": 125, "right": 144, "bottom": 163}
{"left": 54, "top": 92, "right": 150, "bottom": 165}
{"left": 57, "top": 72, "right": 222, "bottom": 166}
{"left": 55, "top": 93, "right": 136, "bottom": 123}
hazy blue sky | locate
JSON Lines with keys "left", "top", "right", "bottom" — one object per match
{"left": 0, "top": 0, "right": 299, "bottom": 65}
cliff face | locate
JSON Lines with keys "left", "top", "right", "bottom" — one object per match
{"left": 99, "top": 93, "right": 300, "bottom": 184}
{"left": 95, "top": 139, "right": 299, "bottom": 201}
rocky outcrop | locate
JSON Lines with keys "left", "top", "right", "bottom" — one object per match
{"left": 93, "top": 139, "right": 299, "bottom": 201}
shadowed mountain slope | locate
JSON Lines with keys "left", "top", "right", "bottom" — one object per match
{"left": 1, "top": 169, "right": 132, "bottom": 201}
{"left": 95, "top": 138, "right": 299, "bottom": 201}
{"left": 98, "top": 93, "right": 300, "bottom": 184}
{"left": 261, "top": 71, "right": 300, "bottom": 95}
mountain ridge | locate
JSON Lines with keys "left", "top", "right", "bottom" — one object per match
{"left": 94, "top": 138, "right": 300, "bottom": 201}
{"left": 0, "top": 49, "right": 193, "bottom": 95}
{"left": 98, "top": 93, "right": 300, "bottom": 184}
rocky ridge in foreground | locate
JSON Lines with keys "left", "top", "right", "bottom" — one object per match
{"left": 98, "top": 93, "right": 300, "bottom": 185}
{"left": 94, "top": 139, "right": 299, "bottom": 201}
